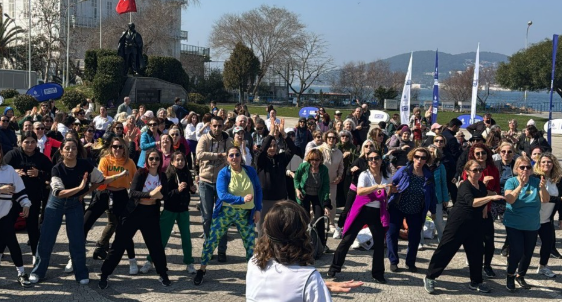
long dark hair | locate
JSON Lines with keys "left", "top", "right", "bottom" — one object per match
{"left": 468, "top": 142, "right": 494, "bottom": 168}
{"left": 143, "top": 148, "right": 162, "bottom": 171}
{"left": 165, "top": 151, "right": 189, "bottom": 181}
{"left": 366, "top": 149, "right": 389, "bottom": 179}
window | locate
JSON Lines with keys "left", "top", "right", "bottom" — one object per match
{"left": 106, "top": 2, "right": 113, "bottom": 17}
{"left": 92, "top": 0, "right": 98, "bottom": 19}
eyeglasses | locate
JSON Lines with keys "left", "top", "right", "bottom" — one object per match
{"left": 469, "top": 168, "right": 484, "bottom": 173}
{"left": 327, "top": 136, "right": 336, "bottom": 140}
{"left": 148, "top": 157, "right": 160, "bottom": 161}
{"left": 0, "top": 119, "right": 8, "bottom": 122}
{"left": 111, "top": 145, "right": 124, "bottom": 149}
{"left": 519, "top": 165, "right": 532, "bottom": 171}
{"left": 308, "top": 123, "right": 315, "bottom": 126}
{"left": 35, "top": 127, "right": 45, "bottom": 130}
{"left": 364, "top": 145, "right": 373, "bottom": 148}
{"left": 148, "top": 123, "right": 158, "bottom": 126}
{"left": 228, "top": 153, "right": 241, "bottom": 158}
{"left": 86, "top": 129, "right": 94, "bottom": 133}
{"left": 413, "top": 155, "right": 428, "bottom": 161}
{"left": 315, "top": 136, "right": 321, "bottom": 139}
{"left": 501, "top": 150, "right": 513, "bottom": 154}
{"left": 434, "top": 140, "right": 444, "bottom": 143}
{"left": 474, "top": 151, "right": 487, "bottom": 157}
{"left": 368, "top": 156, "right": 381, "bottom": 162}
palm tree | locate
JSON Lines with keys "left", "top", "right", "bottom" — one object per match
{"left": 0, "top": 17, "right": 26, "bottom": 69}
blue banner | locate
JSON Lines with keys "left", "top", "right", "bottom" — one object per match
{"left": 457, "top": 114, "right": 483, "bottom": 129}
{"left": 548, "top": 35, "right": 558, "bottom": 144}
{"left": 299, "top": 107, "right": 319, "bottom": 118}
{"left": 431, "top": 50, "right": 439, "bottom": 124}
{"left": 26, "top": 83, "right": 64, "bottom": 102}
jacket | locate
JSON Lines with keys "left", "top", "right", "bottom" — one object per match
{"left": 214, "top": 165, "right": 263, "bottom": 222}
{"left": 466, "top": 119, "right": 496, "bottom": 135}
{"left": 293, "top": 162, "right": 331, "bottom": 208}
{"left": 137, "top": 131, "right": 156, "bottom": 168}
{"left": 3, "top": 147, "right": 52, "bottom": 203}
{"left": 433, "top": 163, "right": 449, "bottom": 204}
{"left": 127, "top": 169, "right": 169, "bottom": 214}
{"left": 316, "top": 143, "right": 344, "bottom": 182}
{"left": 196, "top": 131, "right": 234, "bottom": 184}
{"left": 164, "top": 168, "right": 193, "bottom": 212}
{"left": 257, "top": 135, "right": 296, "bottom": 200}
{"left": 388, "top": 163, "right": 437, "bottom": 215}
{"left": 0, "top": 127, "right": 17, "bottom": 153}
{"left": 343, "top": 189, "right": 389, "bottom": 235}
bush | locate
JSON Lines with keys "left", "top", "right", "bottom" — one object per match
{"left": 0, "top": 89, "right": 20, "bottom": 99}
{"left": 131, "top": 102, "right": 208, "bottom": 117}
{"left": 188, "top": 93, "right": 205, "bottom": 104}
{"left": 13, "top": 94, "right": 39, "bottom": 114}
{"left": 61, "top": 90, "right": 87, "bottom": 110}
{"left": 84, "top": 49, "right": 119, "bottom": 82}
{"left": 93, "top": 56, "right": 124, "bottom": 106}
{"left": 184, "top": 103, "right": 208, "bottom": 116}
{"left": 145, "top": 56, "right": 189, "bottom": 91}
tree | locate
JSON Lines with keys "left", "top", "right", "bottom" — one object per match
{"left": 29, "top": 0, "right": 63, "bottom": 82}
{"left": 222, "top": 42, "right": 261, "bottom": 103}
{"left": 330, "top": 61, "right": 370, "bottom": 101}
{"left": 190, "top": 69, "right": 231, "bottom": 102}
{"left": 496, "top": 38, "right": 562, "bottom": 98}
{"left": 273, "top": 33, "right": 335, "bottom": 107}
{"left": 442, "top": 67, "right": 474, "bottom": 108}
{"left": 373, "top": 86, "right": 398, "bottom": 104}
{"left": 210, "top": 5, "right": 305, "bottom": 98}
{"left": 0, "top": 17, "right": 25, "bottom": 68}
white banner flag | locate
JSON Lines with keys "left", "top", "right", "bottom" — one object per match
{"left": 400, "top": 52, "right": 413, "bottom": 125}
{"left": 470, "top": 43, "right": 480, "bottom": 124}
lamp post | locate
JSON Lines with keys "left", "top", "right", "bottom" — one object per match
{"left": 28, "top": 0, "right": 31, "bottom": 88}
{"left": 100, "top": 0, "right": 102, "bottom": 48}
{"left": 524, "top": 20, "right": 532, "bottom": 104}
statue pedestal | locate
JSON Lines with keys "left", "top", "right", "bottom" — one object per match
{"left": 120, "top": 76, "right": 187, "bottom": 104}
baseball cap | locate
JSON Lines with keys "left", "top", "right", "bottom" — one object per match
{"left": 431, "top": 123, "right": 442, "bottom": 130}
{"left": 335, "top": 110, "right": 342, "bottom": 115}
{"left": 233, "top": 126, "right": 245, "bottom": 134}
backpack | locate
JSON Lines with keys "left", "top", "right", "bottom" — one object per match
{"left": 308, "top": 216, "right": 329, "bottom": 260}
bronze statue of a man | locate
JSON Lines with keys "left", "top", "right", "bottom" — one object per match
{"left": 118, "top": 23, "right": 144, "bottom": 75}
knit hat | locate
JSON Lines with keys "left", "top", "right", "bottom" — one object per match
{"left": 527, "top": 119, "right": 535, "bottom": 126}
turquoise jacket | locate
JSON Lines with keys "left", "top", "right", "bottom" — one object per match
{"left": 434, "top": 164, "right": 449, "bottom": 204}
{"left": 137, "top": 131, "right": 156, "bottom": 168}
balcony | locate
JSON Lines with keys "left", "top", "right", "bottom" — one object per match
{"left": 181, "top": 44, "right": 210, "bottom": 57}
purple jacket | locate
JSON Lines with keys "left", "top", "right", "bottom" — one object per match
{"left": 343, "top": 189, "right": 389, "bottom": 235}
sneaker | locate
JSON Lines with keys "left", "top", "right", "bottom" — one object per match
{"left": 501, "top": 246, "right": 509, "bottom": 257}
{"left": 390, "top": 264, "right": 398, "bottom": 272}
{"left": 79, "top": 279, "right": 89, "bottom": 285}
{"left": 18, "top": 274, "right": 32, "bottom": 288}
{"left": 423, "top": 277, "right": 436, "bottom": 294}
{"left": 418, "top": 244, "right": 425, "bottom": 251}
{"left": 332, "top": 227, "right": 342, "bottom": 239}
{"left": 326, "top": 271, "right": 336, "bottom": 278}
{"left": 551, "top": 251, "right": 562, "bottom": 259}
{"left": 372, "top": 276, "right": 387, "bottom": 284}
{"left": 323, "top": 246, "right": 334, "bottom": 254}
{"left": 515, "top": 276, "right": 531, "bottom": 289}
{"left": 483, "top": 266, "right": 496, "bottom": 278}
{"left": 469, "top": 282, "right": 491, "bottom": 293}
{"left": 29, "top": 273, "right": 40, "bottom": 284}
{"left": 129, "top": 259, "right": 139, "bottom": 275}
{"left": 506, "top": 275, "right": 515, "bottom": 292}
{"left": 537, "top": 266, "right": 556, "bottom": 278}
{"left": 140, "top": 261, "right": 153, "bottom": 274}
{"left": 32, "top": 256, "right": 36, "bottom": 266}
{"left": 186, "top": 264, "right": 197, "bottom": 274}
{"left": 64, "top": 259, "right": 73, "bottom": 273}
{"left": 217, "top": 252, "right": 227, "bottom": 263}
{"left": 406, "top": 265, "right": 418, "bottom": 273}
{"left": 193, "top": 269, "right": 205, "bottom": 286}
{"left": 159, "top": 276, "right": 171, "bottom": 287}
{"left": 98, "top": 276, "right": 108, "bottom": 289}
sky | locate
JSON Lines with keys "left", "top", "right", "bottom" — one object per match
{"left": 182, "top": 0, "right": 562, "bottom": 66}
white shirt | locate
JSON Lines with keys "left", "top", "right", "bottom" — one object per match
{"left": 93, "top": 115, "right": 114, "bottom": 131}
{"left": 540, "top": 179, "right": 558, "bottom": 224}
{"left": 265, "top": 118, "right": 281, "bottom": 131}
{"left": 195, "top": 122, "right": 209, "bottom": 140}
{"left": 246, "top": 258, "right": 332, "bottom": 302}
{"left": 57, "top": 123, "right": 69, "bottom": 137}
{"left": 168, "top": 117, "right": 179, "bottom": 125}
{"left": 0, "top": 165, "right": 31, "bottom": 219}
{"left": 37, "top": 134, "right": 47, "bottom": 153}
{"left": 184, "top": 123, "right": 197, "bottom": 141}
{"left": 357, "top": 170, "right": 390, "bottom": 208}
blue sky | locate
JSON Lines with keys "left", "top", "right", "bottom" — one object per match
{"left": 182, "top": 0, "right": 562, "bottom": 66}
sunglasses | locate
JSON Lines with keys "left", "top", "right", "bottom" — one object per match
{"left": 308, "top": 123, "right": 315, "bottom": 126}
{"left": 148, "top": 157, "right": 160, "bottom": 161}
{"left": 0, "top": 119, "right": 9, "bottom": 122}
{"left": 170, "top": 133, "right": 179, "bottom": 137}
{"left": 434, "top": 140, "right": 444, "bottom": 143}
{"left": 228, "top": 153, "right": 241, "bottom": 158}
{"left": 368, "top": 156, "right": 381, "bottom": 162}
{"left": 501, "top": 150, "right": 513, "bottom": 154}
{"left": 364, "top": 145, "right": 373, "bottom": 148}
{"left": 114, "top": 127, "right": 123, "bottom": 130}
{"left": 474, "top": 151, "right": 487, "bottom": 157}
{"left": 86, "top": 129, "right": 94, "bottom": 133}
{"left": 327, "top": 136, "right": 336, "bottom": 140}
{"left": 35, "top": 127, "right": 45, "bottom": 130}
{"left": 111, "top": 145, "right": 124, "bottom": 149}
{"left": 469, "top": 168, "right": 484, "bottom": 173}
{"left": 519, "top": 165, "right": 532, "bottom": 171}
{"left": 413, "top": 155, "right": 428, "bottom": 161}
{"left": 256, "top": 127, "right": 264, "bottom": 131}
{"left": 148, "top": 123, "right": 158, "bottom": 126}
{"left": 314, "top": 136, "right": 322, "bottom": 139}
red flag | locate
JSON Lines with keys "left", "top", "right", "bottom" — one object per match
{"left": 115, "top": 0, "right": 137, "bottom": 15}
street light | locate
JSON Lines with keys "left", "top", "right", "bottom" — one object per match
{"left": 524, "top": 20, "right": 533, "bottom": 104}
{"left": 28, "top": 0, "right": 31, "bottom": 88}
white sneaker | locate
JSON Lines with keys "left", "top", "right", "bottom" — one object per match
{"left": 64, "top": 259, "right": 73, "bottom": 273}
{"left": 139, "top": 261, "right": 153, "bottom": 274}
{"left": 186, "top": 264, "right": 197, "bottom": 274}
{"left": 79, "top": 279, "right": 90, "bottom": 285}
{"left": 537, "top": 266, "right": 556, "bottom": 278}
{"left": 129, "top": 259, "right": 139, "bottom": 275}
{"left": 29, "top": 273, "right": 40, "bottom": 284}
{"left": 418, "top": 244, "right": 425, "bottom": 251}
{"left": 332, "top": 227, "right": 342, "bottom": 239}
{"left": 32, "top": 256, "right": 36, "bottom": 266}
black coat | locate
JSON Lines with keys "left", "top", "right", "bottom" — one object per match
{"left": 127, "top": 169, "right": 168, "bottom": 214}
{"left": 257, "top": 135, "right": 297, "bottom": 200}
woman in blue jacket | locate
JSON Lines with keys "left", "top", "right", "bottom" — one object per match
{"left": 194, "top": 146, "right": 263, "bottom": 286}
{"left": 137, "top": 117, "right": 160, "bottom": 168}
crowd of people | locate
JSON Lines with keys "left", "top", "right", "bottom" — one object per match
{"left": 0, "top": 97, "right": 560, "bottom": 299}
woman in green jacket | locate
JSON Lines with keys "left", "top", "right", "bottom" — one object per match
{"left": 294, "top": 148, "right": 332, "bottom": 253}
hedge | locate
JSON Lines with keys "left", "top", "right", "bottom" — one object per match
{"left": 61, "top": 90, "right": 87, "bottom": 110}
{"left": 131, "top": 102, "right": 208, "bottom": 117}
{"left": 145, "top": 56, "right": 189, "bottom": 91}
{"left": 13, "top": 94, "right": 39, "bottom": 114}
{"left": 84, "top": 49, "right": 119, "bottom": 82}
{"left": 0, "top": 89, "right": 20, "bottom": 99}
{"left": 93, "top": 56, "right": 125, "bottom": 106}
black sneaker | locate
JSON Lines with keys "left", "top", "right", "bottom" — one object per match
{"left": 159, "top": 275, "right": 171, "bottom": 287}
{"left": 217, "top": 252, "right": 227, "bottom": 263}
{"left": 193, "top": 269, "right": 205, "bottom": 286}
{"left": 469, "top": 282, "right": 491, "bottom": 293}
{"left": 515, "top": 276, "right": 531, "bottom": 289}
{"left": 92, "top": 247, "right": 107, "bottom": 260}
{"left": 326, "top": 271, "right": 336, "bottom": 278}
{"left": 323, "top": 246, "right": 334, "bottom": 254}
{"left": 18, "top": 274, "right": 32, "bottom": 288}
{"left": 390, "top": 264, "right": 398, "bottom": 272}
{"left": 372, "top": 276, "right": 387, "bottom": 284}
{"left": 406, "top": 265, "right": 418, "bottom": 273}
{"left": 98, "top": 276, "right": 109, "bottom": 290}
{"left": 483, "top": 266, "right": 496, "bottom": 278}
{"left": 551, "top": 251, "right": 562, "bottom": 259}
{"left": 501, "top": 246, "right": 509, "bottom": 257}
{"left": 506, "top": 275, "right": 515, "bottom": 292}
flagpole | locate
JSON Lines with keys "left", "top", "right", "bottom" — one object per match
{"left": 547, "top": 35, "right": 558, "bottom": 144}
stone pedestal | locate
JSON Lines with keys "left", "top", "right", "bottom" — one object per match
{"left": 120, "top": 76, "right": 188, "bottom": 104}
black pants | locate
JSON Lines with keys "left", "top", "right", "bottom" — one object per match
{"left": 286, "top": 176, "right": 296, "bottom": 202}
{"left": 84, "top": 190, "right": 135, "bottom": 258}
{"left": 101, "top": 204, "right": 168, "bottom": 277}
{"left": 483, "top": 215, "right": 494, "bottom": 266}
{"left": 426, "top": 218, "right": 484, "bottom": 284}
{"left": 24, "top": 201, "right": 41, "bottom": 257}
{"left": 505, "top": 226, "right": 537, "bottom": 276}
{"left": 538, "top": 221, "right": 554, "bottom": 266}
{"left": 330, "top": 207, "right": 385, "bottom": 278}
{"left": 301, "top": 195, "right": 326, "bottom": 247}
{"left": 337, "top": 189, "right": 357, "bottom": 228}
{"left": 445, "top": 168, "right": 458, "bottom": 204}
{"left": 0, "top": 205, "right": 24, "bottom": 267}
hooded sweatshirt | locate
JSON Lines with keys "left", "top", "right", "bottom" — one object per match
{"left": 2, "top": 147, "right": 53, "bottom": 203}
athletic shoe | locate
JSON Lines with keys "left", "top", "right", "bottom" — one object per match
{"left": 186, "top": 264, "right": 197, "bottom": 274}
{"left": 18, "top": 274, "right": 32, "bottom": 288}
{"left": 332, "top": 227, "right": 342, "bottom": 239}
{"left": 406, "top": 265, "right": 418, "bottom": 273}
{"left": 537, "top": 266, "right": 556, "bottom": 278}
{"left": 140, "top": 261, "right": 153, "bottom": 274}
{"left": 98, "top": 276, "right": 108, "bottom": 289}
{"left": 501, "top": 246, "right": 509, "bottom": 257}
{"left": 64, "top": 259, "right": 73, "bottom": 273}
{"left": 129, "top": 259, "right": 139, "bottom": 275}
{"left": 483, "top": 266, "right": 496, "bottom": 278}
{"left": 29, "top": 273, "right": 40, "bottom": 284}
{"left": 423, "top": 277, "right": 436, "bottom": 294}
{"left": 515, "top": 276, "right": 531, "bottom": 289}
{"left": 551, "top": 251, "right": 562, "bottom": 259}
{"left": 469, "top": 282, "right": 491, "bottom": 293}
{"left": 418, "top": 244, "right": 425, "bottom": 251}
{"left": 193, "top": 269, "right": 205, "bottom": 286}
{"left": 159, "top": 276, "right": 171, "bottom": 287}
{"left": 506, "top": 275, "right": 515, "bottom": 292}
{"left": 79, "top": 279, "right": 89, "bottom": 285}
{"left": 372, "top": 276, "right": 387, "bottom": 284}
{"left": 326, "top": 271, "right": 336, "bottom": 278}
{"left": 217, "top": 252, "right": 227, "bottom": 263}
{"left": 390, "top": 264, "right": 398, "bottom": 272}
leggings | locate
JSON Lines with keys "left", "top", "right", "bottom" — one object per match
{"left": 505, "top": 226, "right": 538, "bottom": 276}
{"left": 337, "top": 189, "right": 357, "bottom": 228}
{"left": 0, "top": 205, "right": 24, "bottom": 267}
{"left": 538, "top": 221, "right": 554, "bottom": 266}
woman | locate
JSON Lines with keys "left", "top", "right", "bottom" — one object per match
{"left": 485, "top": 132, "right": 501, "bottom": 154}
{"left": 502, "top": 119, "right": 520, "bottom": 146}
{"left": 137, "top": 117, "right": 161, "bottom": 168}
{"left": 423, "top": 160, "right": 505, "bottom": 294}
{"left": 387, "top": 147, "right": 437, "bottom": 272}
{"left": 462, "top": 143, "right": 500, "bottom": 278}
{"left": 140, "top": 152, "right": 197, "bottom": 275}
{"left": 369, "top": 128, "right": 389, "bottom": 158}
{"left": 305, "top": 130, "right": 323, "bottom": 156}
{"left": 530, "top": 146, "right": 543, "bottom": 166}
{"left": 520, "top": 125, "right": 551, "bottom": 156}
{"left": 217, "top": 108, "right": 227, "bottom": 121}
{"left": 333, "top": 120, "right": 343, "bottom": 134}
{"left": 43, "top": 116, "right": 62, "bottom": 142}
{"left": 409, "top": 107, "right": 427, "bottom": 147}
{"left": 124, "top": 115, "right": 141, "bottom": 161}
{"left": 81, "top": 126, "right": 96, "bottom": 159}
{"left": 318, "top": 113, "right": 332, "bottom": 133}
{"left": 294, "top": 117, "right": 311, "bottom": 156}
{"left": 246, "top": 201, "right": 332, "bottom": 301}
{"left": 92, "top": 106, "right": 113, "bottom": 139}
{"left": 387, "top": 126, "right": 415, "bottom": 169}
{"left": 99, "top": 149, "right": 171, "bottom": 289}
{"left": 34, "top": 121, "right": 61, "bottom": 160}
{"left": 426, "top": 146, "right": 448, "bottom": 243}
{"left": 232, "top": 126, "right": 253, "bottom": 166}
{"left": 533, "top": 153, "right": 561, "bottom": 278}
{"left": 343, "top": 118, "right": 361, "bottom": 147}
{"left": 294, "top": 149, "right": 332, "bottom": 254}
{"left": 81, "top": 137, "right": 137, "bottom": 270}
{"left": 166, "top": 107, "right": 179, "bottom": 125}
{"left": 196, "top": 113, "right": 211, "bottom": 141}
{"left": 335, "top": 130, "right": 358, "bottom": 213}
{"left": 193, "top": 146, "right": 263, "bottom": 285}
{"left": 3, "top": 132, "right": 52, "bottom": 264}
{"left": 328, "top": 150, "right": 389, "bottom": 283}
{"left": 160, "top": 134, "right": 174, "bottom": 172}
{"left": 493, "top": 142, "right": 516, "bottom": 223}
{"left": 0, "top": 144, "right": 33, "bottom": 287}
{"left": 157, "top": 117, "right": 167, "bottom": 135}
{"left": 183, "top": 112, "right": 199, "bottom": 169}
{"left": 503, "top": 156, "right": 549, "bottom": 292}
{"left": 30, "top": 139, "right": 125, "bottom": 284}
{"left": 169, "top": 127, "right": 187, "bottom": 155}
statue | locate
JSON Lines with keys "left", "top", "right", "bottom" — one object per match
{"left": 118, "top": 23, "right": 145, "bottom": 75}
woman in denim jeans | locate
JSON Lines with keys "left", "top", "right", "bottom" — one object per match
{"left": 30, "top": 139, "right": 128, "bottom": 285}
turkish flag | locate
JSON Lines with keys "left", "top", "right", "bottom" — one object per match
{"left": 115, "top": 0, "right": 137, "bottom": 15}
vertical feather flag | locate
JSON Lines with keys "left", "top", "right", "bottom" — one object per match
{"left": 116, "top": 0, "right": 137, "bottom": 15}
{"left": 470, "top": 43, "right": 480, "bottom": 124}
{"left": 400, "top": 52, "right": 413, "bottom": 125}
{"left": 431, "top": 50, "right": 439, "bottom": 124}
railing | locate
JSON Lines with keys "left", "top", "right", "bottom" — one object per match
{"left": 180, "top": 44, "right": 210, "bottom": 57}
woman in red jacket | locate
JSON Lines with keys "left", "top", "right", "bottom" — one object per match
{"left": 33, "top": 121, "right": 61, "bottom": 161}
